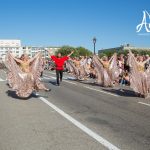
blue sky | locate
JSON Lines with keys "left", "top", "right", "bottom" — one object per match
{"left": 0, "top": 0, "right": 149, "bottom": 52}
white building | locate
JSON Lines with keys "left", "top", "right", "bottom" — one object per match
{"left": 0, "top": 39, "right": 60, "bottom": 61}
{"left": 22, "top": 46, "right": 60, "bottom": 58}
{"left": 0, "top": 40, "right": 21, "bottom": 47}
{"left": 0, "top": 39, "right": 23, "bottom": 61}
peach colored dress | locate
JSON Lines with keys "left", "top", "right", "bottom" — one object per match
{"left": 128, "top": 51, "right": 150, "bottom": 98}
{"left": 93, "top": 54, "right": 120, "bottom": 87}
{"left": 6, "top": 52, "right": 47, "bottom": 98}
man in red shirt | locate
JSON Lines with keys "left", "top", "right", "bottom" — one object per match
{"left": 47, "top": 50, "right": 74, "bottom": 86}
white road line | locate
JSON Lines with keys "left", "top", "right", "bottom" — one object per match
{"left": 43, "top": 75, "right": 56, "bottom": 80}
{"left": 44, "top": 75, "right": 77, "bottom": 85}
{"left": 39, "top": 96, "right": 120, "bottom": 150}
{"left": 46, "top": 72, "right": 56, "bottom": 75}
{"left": 138, "top": 102, "right": 150, "bottom": 107}
{"left": 0, "top": 78, "right": 5, "bottom": 81}
{"left": 43, "top": 76, "right": 51, "bottom": 80}
{"left": 49, "top": 76, "right": 55, "bottom": 79}
{"left": 62, "top": 80, "right": 77, "bottom": 85}
{"left": 84, "top": 86, "right": 119, "bottom": 97}
{"left": 46, "top": 71, "right": 71, "bottom": 79}
{"left": 43, "top": 74, "right": 118, "bottom": 97}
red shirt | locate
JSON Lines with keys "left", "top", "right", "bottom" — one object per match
{"left": 51, "top": 55, "right": 69, "bottom": 70}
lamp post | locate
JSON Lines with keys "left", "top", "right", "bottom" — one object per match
{"left": 93, "top": 37, "right": 96, "bottom": 54}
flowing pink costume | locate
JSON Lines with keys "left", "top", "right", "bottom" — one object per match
{"left": 128, "top": 50, "right": 150, "bottom": 98}
{"left": 93, "top": 54, "right": 120, "bottom": 87}
{"left": 6, "top": 52, "right": 47, "bottom": 98}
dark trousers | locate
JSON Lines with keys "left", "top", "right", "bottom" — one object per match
{"left": 56, "top": 70, "right": 63, "bottom": 85}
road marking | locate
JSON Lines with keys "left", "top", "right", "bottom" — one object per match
{"left": 43, "top": 76, "right": 51, "bottom": 80}
{"left": 43, "top": 74, "right": 118, "bottom": 97}
{"left": 46, "top": 71, "right": 72, "bottom": 79}
{"left": 0, "top": 78, "right": 5, "bottom": 81}
{"left": 44, "top": 75, "right": 77, "bottom": 85}
{"left": 84, "top": 86, "right": 119, "bottom": 97}
{"left": 47, "top": 72, "right": 56, "bottom": 75}
{"left": 49, "top": 76, "right": 55, "bottom": 79}
{"left": 62, "top": 80, "right": 77, "bottom": 85}
{"left": 39, "top": 96, "right": 120, "bottom": 150}
{"left": 138, "top": 102, "right": 150, "bottom": 107}
{"left": 43, "top": 75, "right": 56, "bottom": 80}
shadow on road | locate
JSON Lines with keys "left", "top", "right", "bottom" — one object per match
{"left": 48, "top": 80, "right": 57, "bottom": 86}
{"left": 67, "top": 79, "right": 138, "bottom": 98}
{"left": 6, "top": 90, "right": 39, "bottom": 100}
{"left": 102, "top": 88, "right": 137, "bottom": 97}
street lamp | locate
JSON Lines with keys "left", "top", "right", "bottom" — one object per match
{"left": 93, "top": 37, "right": 96, "bottom": 54}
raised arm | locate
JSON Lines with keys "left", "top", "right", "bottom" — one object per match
{"left": 97, "top": 57, "right": 105, "bottom": 66}
{"left": 109, "top": 53, "right": 116, "bottom": 63}
{"left": 142, "top": 57, "right": 150, "bottom": 65}
{"left": 67, "top": 50, "right": 74, "bottom": 57}
{"left": 10, "top": 53, "right": 22, "bottom": 64}
{"left": 28, "top": 52, "right": 41, "bottom": 63}
{"left": 129, "top": 49, "right": 138, "bottom": 64}
{"left": 45, "top": 49, "right": 53, "bottom": 57}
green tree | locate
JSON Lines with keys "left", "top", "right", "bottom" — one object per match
{"left": 55, "top": 45, "right": 92, "bottom": 57}
{"left": 99, "top": 49, "right": 150, "bottom": 58}
{"left": 76, "top": 47, "right": 92, "bottom": 56}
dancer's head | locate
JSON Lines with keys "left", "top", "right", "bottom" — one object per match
{"left": 76, "top": 57, "right": 79, "bottom": 61}
{"left": 20, "top": 54, "right": 29, "bottom": 61}
{"left": 57, "top": 53, "right": 62, "bottom": 58}
{"left": 139, "top": 56, "right": 144, "bottom": 62}
{"left": 20, "top": 54, "right": 25, "bottom": 60}
{"left": 146, "top": 54, "right": 149, "bottom": 59}
{"left": 102, "top": 56, "right": 108, "bottom": 61}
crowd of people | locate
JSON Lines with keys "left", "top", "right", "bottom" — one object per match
{"left": 3, "top": 49, "right": 150, "bottom": 99}
{"left": 64, "top": 51, "right": 150, "bottom": 98}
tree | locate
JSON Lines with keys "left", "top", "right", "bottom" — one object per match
{"left": 55, "top": 46, "right": 75, "bottom": 56}
{"left": 55, "top": 45, "right": 92, "bottom": 57}
{"left": 76, "top": 47, "right": 92, "bottom": 56}
{"left": 98, "top": 49, "right": 150, "bottom": 58}
{"left": 98, "top": 49, "right": 119, "bottom": 57}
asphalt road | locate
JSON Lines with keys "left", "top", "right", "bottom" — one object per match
{"left": 0, "top": 69, "right": 150, "bottom": 150}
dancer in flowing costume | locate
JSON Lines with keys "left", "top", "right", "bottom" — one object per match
{"left": 6, "top": 52, "right": 50, "bottom": 98}
{"left": 65, "top": 60, "right": 74, "bottom": 73}
{"left": 78, "top": 56, "right": 88, "bottom": 80}
{"left": 66, "top": 59, "right": 80, "bottom": 77}
{"left": 93, "top": 53, "right": 120, "bottom": 87}
{"left": 86, "top": 57, "right": 92, "bottom": 75}
{"left": 128, "top": 50, "right": 150, "bottom": 98}
{"left": 65, "top": 58, "right": 79, "bottom": 79}
{"left": 66, "top": 57, "right": 88, "bottom": 80}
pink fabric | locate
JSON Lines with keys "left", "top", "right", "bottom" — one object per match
{"left": 66, "top": 60, "right": 88, "bottom": 80}
{"left": 128, "top": 50, "right": 150, "bottom": 98}
{"left": 93, "top": 54, "right": 119, "bottom": 87}
{"left": 66, "top": 60, "right": 80, "bottom": 78}
{"left": 6, "top": 52, "right": 47, "bottom": 98}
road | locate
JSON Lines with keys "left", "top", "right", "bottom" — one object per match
{"left": 0, "top": 69, "right": 150, "bottom": 150}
